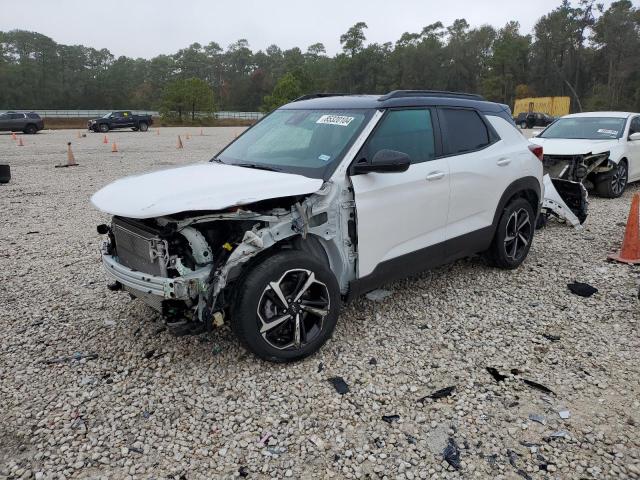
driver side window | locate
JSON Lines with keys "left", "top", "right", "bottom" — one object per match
{"left": 630, "top": 117, "right": 640, "bottom": 134}
{"left": 361, "top": 109, "right": 436, "bottom": 164}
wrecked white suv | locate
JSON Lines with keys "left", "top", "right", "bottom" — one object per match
{"left": 92, "top": 91, "right": 543, "bottom": 362}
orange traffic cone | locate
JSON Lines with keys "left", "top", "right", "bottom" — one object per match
{"left": 177, "top": 135, "right": 183, "bottom": 149}
{"left": 17, "top": 136, "right": 24, "bottom": 146}
{"left": 608, "top": 192, "right": 640, "bottom": 264}
{"left": 111, "top": 142, "right": 118, "bottom": 153}
{"left": 11, "top": 132, "right": 17, "bottom": 140}
{"left": 103, "top": 135, "right": 108, "bottom": 144}
{"left": 55, "top": 142, "right": 79, "bottom": 168}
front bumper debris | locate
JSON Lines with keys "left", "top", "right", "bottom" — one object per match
{"left": 542, "top": 174, "right": 587, "bottom": 230}
{"left": 102, "top": 254, "right": 210, "bottom": 300}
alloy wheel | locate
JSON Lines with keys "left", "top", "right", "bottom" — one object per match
{"left": 611, "top": 163, "right": 627, "bottom": 196}
{"left": 257, "top": 269, "right": 330, "bottom": 350}
{"left": 504, "top": 208, "right": 532, "bottom": 261}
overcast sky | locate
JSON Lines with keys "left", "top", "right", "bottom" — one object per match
{"left": 1, "top": 0, "right": 615, "bottom": 58}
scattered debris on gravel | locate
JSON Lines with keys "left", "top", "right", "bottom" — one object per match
{"left": 0, "top": 128, "right": 639, "bottom": 478}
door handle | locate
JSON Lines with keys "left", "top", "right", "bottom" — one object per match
{"left": 496, "top": 157, "right": 512, "bottom": 166}
{"left": 426, "top": 171, "right": 445, "bottom": 181}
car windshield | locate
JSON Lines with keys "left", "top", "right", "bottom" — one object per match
{"left": 539, "top": 117, "right": 626, "bottom": 140}
{"left": 216, "top": 109, "right": 372, "bottom": 179}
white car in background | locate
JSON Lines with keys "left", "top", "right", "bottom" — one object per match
{"left": 534, "top": 112, "right": 640, "bottom": 198}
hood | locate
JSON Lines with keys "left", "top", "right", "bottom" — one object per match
{"left": 532, "top": 137, "right": 618, "bottom": 156}
{"left": 91, "top": 163, "right": 323, "bottom": 219}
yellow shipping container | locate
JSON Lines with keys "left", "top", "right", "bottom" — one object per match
{"left": 513, "top": 97, "right": 571, "bottom": 117}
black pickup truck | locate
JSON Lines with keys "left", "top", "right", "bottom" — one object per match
{"left": 88, "top": 111, "right": 153, "bottom": 133}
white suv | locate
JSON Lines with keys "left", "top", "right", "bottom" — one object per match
{"left": 92, "top": 91, "right": 543, "bottom": 362}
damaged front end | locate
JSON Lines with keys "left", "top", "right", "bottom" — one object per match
{"left": 540, "top": 151, "right": 606, "bottom": 228}
{"left": 97, "top": 182, "right": 353, "bottom": 334}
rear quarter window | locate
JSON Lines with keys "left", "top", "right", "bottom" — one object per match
{"left": 28, "top": 113, "right": 40, "bottom": 119}
{"left": 439, "top": 108, "right": 491, "bottom": 155}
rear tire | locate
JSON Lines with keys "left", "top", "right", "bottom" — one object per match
{"left": 486, "top": 197, "right": 535, "bottom": 269}
{"left": 594, "top": 160, "right": 627, "bottom": 198}
{"left": 231, "top": 250, "right": 340, "bottom": 362}
{"left": 99, "top": 124, "right": 109, "bottom": 133}
{"left": 138, "top": 122, "right": 148, "bottom": 132}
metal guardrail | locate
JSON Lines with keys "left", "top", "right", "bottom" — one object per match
{"left": 2, "top": 109, "right": 264, "bottom": 120}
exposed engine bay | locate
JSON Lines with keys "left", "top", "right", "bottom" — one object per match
{"left": 98, "top": 182, "right": 355, "bottom": 334}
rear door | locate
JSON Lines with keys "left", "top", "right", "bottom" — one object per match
{"left": 350, "top": 108, "right": 450, "bottom": 278}
{"left": 439, "top": 108, "right": 519, "bottom": 253}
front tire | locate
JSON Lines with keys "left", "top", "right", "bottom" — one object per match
{"left": 594, "top": 160, "right": 627, "bottom": 198}
{"left": 486, "top": 197, "right": 535, "bottom": 269}
{"left": 231, "top": 250, "right": 340, "bottom": 362}
{"left": 24, "top": 124, "right": 37, "bottom": 134}
{"left": 520, "top": 121, "right": 527, "bottom": 129}
{"left": 99, "top": 123, "right": 109, "bottom": 133}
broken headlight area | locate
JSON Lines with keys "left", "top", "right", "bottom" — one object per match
{"left": 543, "top": 151, "right": 610, "bottom": 183}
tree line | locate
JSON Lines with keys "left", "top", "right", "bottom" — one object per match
{"left": 0, "top": 0, "right": 638, "bottom": 114}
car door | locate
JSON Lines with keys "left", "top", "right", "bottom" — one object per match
{"left": 0, "top": 113, "right": 9, "bottom": 131}
{"left": 9, "top": 113, "right": 25, "bottom": 130}
{"left": 122, "top": 111, "right": 134, "bottom": 127}
{"left": 439, "top": 107, "right": 520, "bottom": 257}
{"left": 111, "top": 112, "right": 125, "bottom": 128}
{"left": 626, "top": 116, "right": 640, "bottom": 181}
{"left": 350, "top": 108, "right": 450, "bottom": 278}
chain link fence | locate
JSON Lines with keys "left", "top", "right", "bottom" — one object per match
{"left": 5, "top": 110, "right": 264, "bottom": 120}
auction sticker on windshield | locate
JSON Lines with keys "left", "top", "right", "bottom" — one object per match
{"left": 316, "top": 115, "right": 355, "bottom": 127}
{"left": 597, "top": 128, "right": 618, "bottom": 136}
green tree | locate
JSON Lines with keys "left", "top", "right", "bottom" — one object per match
{"left": 161, "top": 77, "right": 215, "bottom": 121}
{"left": 262, "top": 72, "right": 303, "bottom": 111}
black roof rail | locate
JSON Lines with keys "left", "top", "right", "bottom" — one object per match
{"left": 293, "top": 93, "right": 351, "bottom": 102}
{"left": 378, "top": 90, "right": 485, "bottom": 101}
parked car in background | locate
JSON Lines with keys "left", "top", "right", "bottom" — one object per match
{"left": 92, "top": 90, "right": 543, "bottom": 362}
{"left": 533, "top": 112, "right": 640, "bottom": 198}
{"left": 515, "top": 112, "right": 555, "bottom": 129}
{"left": 0, "top": 111, "right": 44, "bottom": 134}
{"left": 88, "top": 111, "right": 153, "bottom": 133}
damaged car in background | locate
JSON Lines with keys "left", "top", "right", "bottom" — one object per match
{"left": 92, "top": 90, "right": 544, "bottom": 362}
{"left": 533, "top": 111, "right": 640, "bottom": 228}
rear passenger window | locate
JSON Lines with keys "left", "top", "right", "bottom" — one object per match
{"left": 440, "top": 108, "right": 491, "bottom": 155}
{"left": 365, "top": 109, "right": 435, "bottom": 164}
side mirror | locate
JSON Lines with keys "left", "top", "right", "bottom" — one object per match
{"left": 629, "top": 132, "right": 640, "bottom": 141}
{"left": 352, "top": 149, "right": 411, "bottom": 174}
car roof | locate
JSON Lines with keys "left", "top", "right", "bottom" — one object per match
{"left": 279, "top": 92, "right": 510, "bottom": 116}
{"left": 563, "top": 111, "right": 635, "bottom": 119}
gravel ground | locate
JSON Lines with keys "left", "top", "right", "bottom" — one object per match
{"left": 0, "top": 127, "right": 639, "bottom": 480}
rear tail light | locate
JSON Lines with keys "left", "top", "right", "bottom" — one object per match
{"left": 529, "top": 144, "right": 543, "bottom": 161}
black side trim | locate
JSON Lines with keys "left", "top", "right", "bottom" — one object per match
{"left": 346, "top": 176, "right": 541, "bottom": 301}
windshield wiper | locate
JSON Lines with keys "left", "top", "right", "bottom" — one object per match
{"left": 235, "top": 163, "right": 283, "bottom": 172}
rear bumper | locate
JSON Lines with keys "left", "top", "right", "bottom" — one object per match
{"left": 101, "top": 254, "right": 210, "bottom": 300}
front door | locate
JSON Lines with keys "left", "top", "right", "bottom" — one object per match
{"left": 350, "top": 108, "right": 450, "bottom": 278}
{"left": 626, "top": 116, "right": 640, "bottom": 181}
